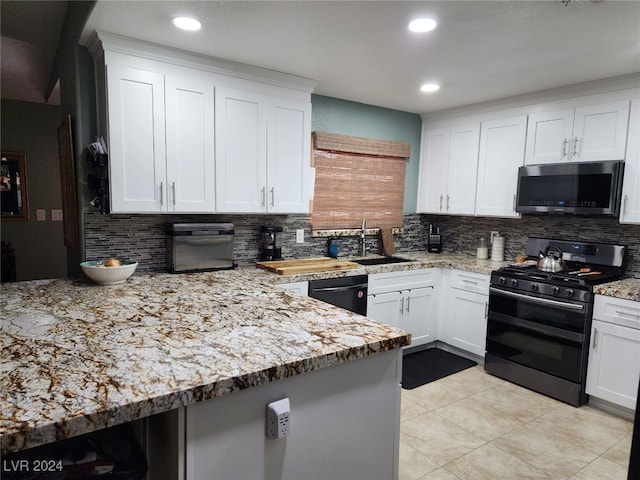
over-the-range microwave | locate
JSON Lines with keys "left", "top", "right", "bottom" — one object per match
{"left": 515, "top": 160, "right": 625, "bottom": 216}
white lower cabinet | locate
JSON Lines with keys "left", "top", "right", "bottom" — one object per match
{"left": 586, "top": 295, "right": 640, "bottom": 410}
{"left": 367, "top": 269, "right": 438, "bottom": 347}
{"left": 440, "top": 270, "right": 489, "bottom": 357}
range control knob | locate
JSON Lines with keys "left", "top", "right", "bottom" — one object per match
{"left": 511, "top": 279, "right": 519, "bottom": 287}
{"left": 566, "top": 288, "right": 575, "bottom": 298}
{"left": 552, "top": 286, "right": 560, "bottom": 295}
{"left": 499, "top": 277, "right": 506, "bottom": 285}
{"left": 531, "top": 283, "right": 539, "bottom": 291}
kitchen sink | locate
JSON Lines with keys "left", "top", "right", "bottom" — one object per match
{"left": 354, "top": 256, "right": 414, "bottom": 266}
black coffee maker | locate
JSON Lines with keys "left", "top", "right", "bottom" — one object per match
{"left": 260, "top": 225, "right": 283, "bottom": 261}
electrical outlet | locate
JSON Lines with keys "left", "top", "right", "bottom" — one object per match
{"left": 36, "top": 209, "right": 46, "bottom": 221}
{"left": 266, "top": 397, "right": 290, "bottom": 439}
{"left": 296, "top": 229, "right": 304, "bottom": 244}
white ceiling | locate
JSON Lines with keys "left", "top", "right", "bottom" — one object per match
{"left": 3, "top": 1, "right": 640, "bottom": 114}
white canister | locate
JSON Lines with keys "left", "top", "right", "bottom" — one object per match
{"left": 491, "top": 236, "right": 505, "bottom": 261}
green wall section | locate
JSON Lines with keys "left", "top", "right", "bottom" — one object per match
{"left": 311, "top": 94, "right": 422, "bottom": 213}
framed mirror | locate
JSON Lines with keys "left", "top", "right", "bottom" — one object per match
{"left": 1, "top": 151, "right": 29, "bottom": 220}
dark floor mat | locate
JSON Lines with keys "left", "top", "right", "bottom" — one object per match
{"left": 402, "top": 348, "right": 477, "bottom": 389}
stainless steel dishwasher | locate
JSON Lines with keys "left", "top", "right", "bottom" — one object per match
{"left": 308, "top": 275, "right": 368, "bottom": 316}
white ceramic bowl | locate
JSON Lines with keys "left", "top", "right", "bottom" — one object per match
{"left": 80, "top": 259, "right": 138, "bottom": 285}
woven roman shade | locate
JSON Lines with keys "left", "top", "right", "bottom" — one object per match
{"left": 311, "top": 132, "right": 409, "bottom": 230}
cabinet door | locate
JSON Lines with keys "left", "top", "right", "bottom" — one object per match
{"left": 267, "top": 98, "right": 312, "bottom": 213}
{"left": 446, "top": 288, "right": 488, "bottom": 357}
{"left": 215, "top": 87, "right": 267, "bottom": 213}
{"left": 573, "top": 100, "right": 630, "bottom": 162}
{"left": 446, "top": 123, "right": 480, "bottom": 215}
{"left": 586, "top": 320, "right": 640, "bottom": 409}
{"left": 367, "top": 291, "right": 403, "bottom": 329}
{"left": 165, "top": 73, "right": 215, "bottom": 212}
{"left": 417, "top": 128, "right": 449, "bottom": 213}
{"left": 475, "top": 115, "right": 527, "bottom": 217}
{"left": 107, "top": 64, "right": 166, "bottom": 212}
{"left": 524, "top": 109, "right": 574, "bottom": 165}
{"left": 620, "top": 99, "right": 640, "bottom": 224}
{"left": 403, "top": 287, "right": 435, "bottom": 345}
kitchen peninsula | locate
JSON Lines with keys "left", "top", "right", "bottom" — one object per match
{"left": 0, "top": 268, "right": 410, "bottom": 479}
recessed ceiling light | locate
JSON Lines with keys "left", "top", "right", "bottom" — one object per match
{"left": 420, "top": 83, "right": 440, "bottom": 93}
{"left": 172, "top": 16, "right": 202, "bottom": 31}
{"left": 408, "top": 18, "right": 437, "bottom": 33}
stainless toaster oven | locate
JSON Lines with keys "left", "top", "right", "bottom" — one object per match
{"left": 167, "top": 223, "right": 235, "bottom": 273}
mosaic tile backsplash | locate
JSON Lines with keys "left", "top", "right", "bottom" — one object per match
{"left": 85, "top": 212, "right": 640, "bottom": 278}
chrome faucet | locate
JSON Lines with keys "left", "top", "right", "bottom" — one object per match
{"left": 359, "top": 218, "right": 366, "bottom": 257}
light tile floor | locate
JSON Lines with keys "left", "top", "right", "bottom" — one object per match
{"left": 399, "top": 366, "right": 634, "bottom": 480}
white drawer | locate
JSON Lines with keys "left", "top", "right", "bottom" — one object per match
{"left": 368, "top": 269, "right": 438, "bottom": 295}
{"left": 594, "top": 295, "right": 640, "bottom": 330}
{"left": 449, "top": 270, "right": 490, "bottom": 295}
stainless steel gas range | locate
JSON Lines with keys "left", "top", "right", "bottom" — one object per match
{"left": 485, "top": 238, "right": 626, "bottom": 407}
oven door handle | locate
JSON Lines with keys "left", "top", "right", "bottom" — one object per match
{"left": 489, "top": 287, "right": 585, "bottom": 313}
{"left": 311, "top": 284, "right": 367, "bottom": 293}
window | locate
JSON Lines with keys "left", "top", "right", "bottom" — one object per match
{"left": 310, "top": 132, "right": 409, "bottom": 231}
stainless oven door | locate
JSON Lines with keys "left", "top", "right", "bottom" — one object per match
{"left": 486, "top": 287, "right": 590, "bottom": 383}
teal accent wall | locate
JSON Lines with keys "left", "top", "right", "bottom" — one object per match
{"left": 311, "top": 94, "right": 422, "bottom": 213}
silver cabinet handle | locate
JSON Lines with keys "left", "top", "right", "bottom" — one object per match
{"left": 446, "top": 194, "right": 450, "bottom": 211}
{"left": 160, "top": 182, "right": 164, "bottom": 206}
{"left": 484, "top": 301, "right": 489, "bottom": 319}
{"left": 406, "top": 295, "right": 411, "bottom": 313}
{"left": 562, "top": 138, "right": 569, "bottom": 158}
{"left": 261, "top": 187, "right": 266, "bottom": 206}
{"left": 624, "top": 195, "right": 629, "bottom": 215}
{"left": 593, "top": 328, "right": 598, "bottom": 349}
{"left": 270, "top": 187, "right": 275, "bottom": 207}
{"left": 513, "top": 194, "right": 516, "bottom": 211}
{"left": 439, "top": 194, "right": 443, "bottom": 211}
{"left": 172, "top": 182, "right": 176, "bottom": 206}
{"left": 400, "top": 297, "right": 404, "bottom": 314}
{"left": 572, "top": 137, "right": 580, "bottom": 158}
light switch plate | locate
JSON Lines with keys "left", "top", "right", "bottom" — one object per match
{"left": 51, "top": 209, "right": 63, "bottom": 221}
{"left": 36, "top": 209, "right": 46, "bottom": 221}
{"left": 296, "top": 229, "right": 304, "bottom": 243}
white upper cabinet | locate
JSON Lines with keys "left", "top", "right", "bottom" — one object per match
{"left": 417, "top": 128, "right": 449, "bottom": 213}
{"left": 215, "top": 86, "right": 312, "bottom": 214}
{"left": 107, "top": 64, "right": 167, "bottom": 213}
{"left": 164, "top": 72, "right": 216, "bottom": 212}
{"left": 524, "top": 109, "right": 574, "bottom": 164}
{"left": 107, "top": 64, "right": 216, "bottom": 213}
{"left": 620, "top": 98, "right": 640, "bottom": 224}
{"left": 417, "top": 123, "right": 480, "bottom": 215}
{"left": 525, "top": 100, "right": 630, "bottom": 165}
{"left": 267, "top": 98, "right": 312, "bottom": 213}
{"left": 89, "top": 32, "right": 314, "bottom": 215}
{"left": 215, "top": 87, "right": 267, "bottom": 213}
{"left": 475, "top": 115, "right": 527, "bottom": 217}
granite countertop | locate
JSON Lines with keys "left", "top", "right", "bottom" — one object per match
{"left": 255, "top": 252, "right": 506, "bottom": 284}
{"left": 593, "top": 277, "right": 640, "bottom": 302}
{"left": 256, "top": 251, "right": 639, "bottom": 301}
{"left": 0, "top": 269, "right": 410, "bottom": 455}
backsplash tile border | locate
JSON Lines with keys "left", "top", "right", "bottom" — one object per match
{"left": 85, "top": 212, "right": 639, "bottom": 278}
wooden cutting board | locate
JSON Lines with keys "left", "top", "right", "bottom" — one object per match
{"left": 256, "top": 257, "right": 360, "bottom": 275}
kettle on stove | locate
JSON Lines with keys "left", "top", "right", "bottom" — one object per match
{"left": 537, "top": 245, "right": 566, "bottom": 272}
